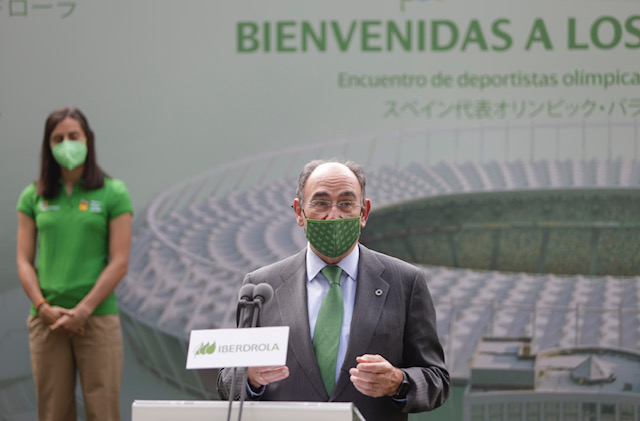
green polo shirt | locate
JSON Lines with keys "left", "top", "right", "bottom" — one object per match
{"left": 17, "top": 177, "right": 133, "bottom": 316}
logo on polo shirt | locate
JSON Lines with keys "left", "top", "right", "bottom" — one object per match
{"left": 79, "top": 199, "right": 102, "bottom": 213}
{"left": 39, "top": 201, "right": 60, "bottom": 211}
{"left": 89, "top": 200, "right": 103, "bottom": 213}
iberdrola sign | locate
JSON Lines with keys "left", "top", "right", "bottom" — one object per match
{"left": 186, "top": 327, "right": 289, "bottom": 369}
{"left": 193, "top": 340, "right": 282, "bottom": 358}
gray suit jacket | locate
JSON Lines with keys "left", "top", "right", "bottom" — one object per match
{"left": 217, "top": 244, "right": 450, "bottom": 421}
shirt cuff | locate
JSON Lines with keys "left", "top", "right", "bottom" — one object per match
{"left": 246, "top": 382, "right": 266, "bottom": 398}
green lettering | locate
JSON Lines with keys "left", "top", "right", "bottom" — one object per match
{"left": 387, "top": 21, "right": 412, "bottom": 51}
{"left": 237, "top": 22, "right": 259, "bottom": 53}
{"left": 625, "top": 16, "right": 640, "bottom": 48}
{"left": 591, "top": 16, "right": 622, "bottom": 50}
{"left": 586, "top": 73, "right": 602, "bottom": 86}
{"left": 362, "top": 20, "right": 382, "bottom": 52}
{"left": 492, "top": 18, "right": 512, "bottom": 51}
{"left": 526, "top": 18, "right": 553, "bottom": 50}
{"left": 432, "top": 20, "right": 458, "bottom": 51}
{"left": 461, "top": 20, "right": 488, "bottom": 51}
{"left": 418, "top": 20, "right": 426, "bottom": 51}
{"left": 277, "top": 21, "right": 296, "bottom": 52}
{"left": 302, "top": 21, "right": 326, "bottom": 52}
{"left": 264, "top": 22, "right": 271, "bottom": 52}
{"left": 338, "top": 72, "right": 348, "bottom": 87}
{"left": 331, "top": 20, "right": 357, "bottom": 52}
{"left": 568, "top": 18, "right": 588, "bottom": 50}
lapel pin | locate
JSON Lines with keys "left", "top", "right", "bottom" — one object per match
{"left": 375, "top": 289, "right": 383, "bottom": 296}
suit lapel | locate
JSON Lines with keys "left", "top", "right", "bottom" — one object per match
{"left": 275, "top": 249, "right": 328, "bottom": 397}
{"left": 334, "top": 245, "right": 390, "bottom": 397}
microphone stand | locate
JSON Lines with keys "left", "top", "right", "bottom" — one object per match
{"left": 235, "top": 299, "right": 263, "bottom": 421}
{"left": 226, "top": 283, "right": 273, "bottom": 421}
{"left": 226, "top": 299, "right": 255, "bottom": 421}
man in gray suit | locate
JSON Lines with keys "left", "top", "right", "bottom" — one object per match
{"left": 217, "top": 159, "right": 449, "bottom": 421}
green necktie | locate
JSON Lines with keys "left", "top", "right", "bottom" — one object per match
{"left": 313, "top": 265, "right": 344, "bottom": 395}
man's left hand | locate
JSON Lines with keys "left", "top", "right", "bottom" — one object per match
{"left": 349, "top": 354, "right": 404, "bottom": 398}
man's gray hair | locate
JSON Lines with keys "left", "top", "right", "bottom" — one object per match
{"left": 296, "top": 158, "right": 367, "bottom": 204}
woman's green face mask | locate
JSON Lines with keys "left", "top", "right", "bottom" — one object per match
{"left": 52, "top": 140, "right": 87, "bottom": 170}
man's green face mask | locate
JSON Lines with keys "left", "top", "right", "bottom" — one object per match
{"left": 305, "top": 216, "right": 362, "bottom": 258}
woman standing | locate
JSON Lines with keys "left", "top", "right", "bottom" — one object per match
{"left": 16, "top": 107, "right": 132, "bottom": 421}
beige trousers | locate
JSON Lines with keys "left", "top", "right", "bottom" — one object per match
{"left": 28, "top": 313, "right": 124, "bottom": 421}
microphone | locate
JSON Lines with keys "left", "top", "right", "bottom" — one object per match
{"left": 252, "top": 283, "right": 274, "bottom": 305}
{"left": 236, "top": 283, "right": 256, "bottom": 328}
{"left": 238, "top": 283, "right": 255, "bottom": 302}
{"left": 247, "top": 283, "right": 274, "bottom": 329}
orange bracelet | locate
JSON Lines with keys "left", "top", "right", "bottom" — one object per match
{"left": 35, "top": 298, "right": 49, "bottom": 313}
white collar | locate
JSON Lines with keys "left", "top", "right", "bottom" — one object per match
{"left": 306, "top": 243, "right": 360, "bottom": 283}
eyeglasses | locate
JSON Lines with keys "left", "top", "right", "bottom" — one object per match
{"left": 305, "top": 200, "right": 362, "bottom": 214}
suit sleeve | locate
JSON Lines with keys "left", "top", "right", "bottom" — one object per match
{"left": 401, "top": 270, "right": 450, "bottom": 413}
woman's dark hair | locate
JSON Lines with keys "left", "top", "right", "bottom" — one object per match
{"left": 37, "top": 107, "right": 105, "bottom": 198}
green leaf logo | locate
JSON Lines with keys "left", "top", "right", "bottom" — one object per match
{"left": 195, "top": 341, "right": 216, "bottom": 357}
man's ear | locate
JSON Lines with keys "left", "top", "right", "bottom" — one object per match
{"left": 360, "top": 199, "right": 371, "bottom": 228}
{"left": 293, "top": 198, "right": 306, "bottom": 227}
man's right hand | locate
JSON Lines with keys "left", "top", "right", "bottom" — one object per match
{"left": 248, "top": 366, "right": 290, "bottom": 390}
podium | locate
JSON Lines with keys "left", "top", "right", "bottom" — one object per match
{"left": 132, "top": 400, "right": 367, "bottom": 421}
